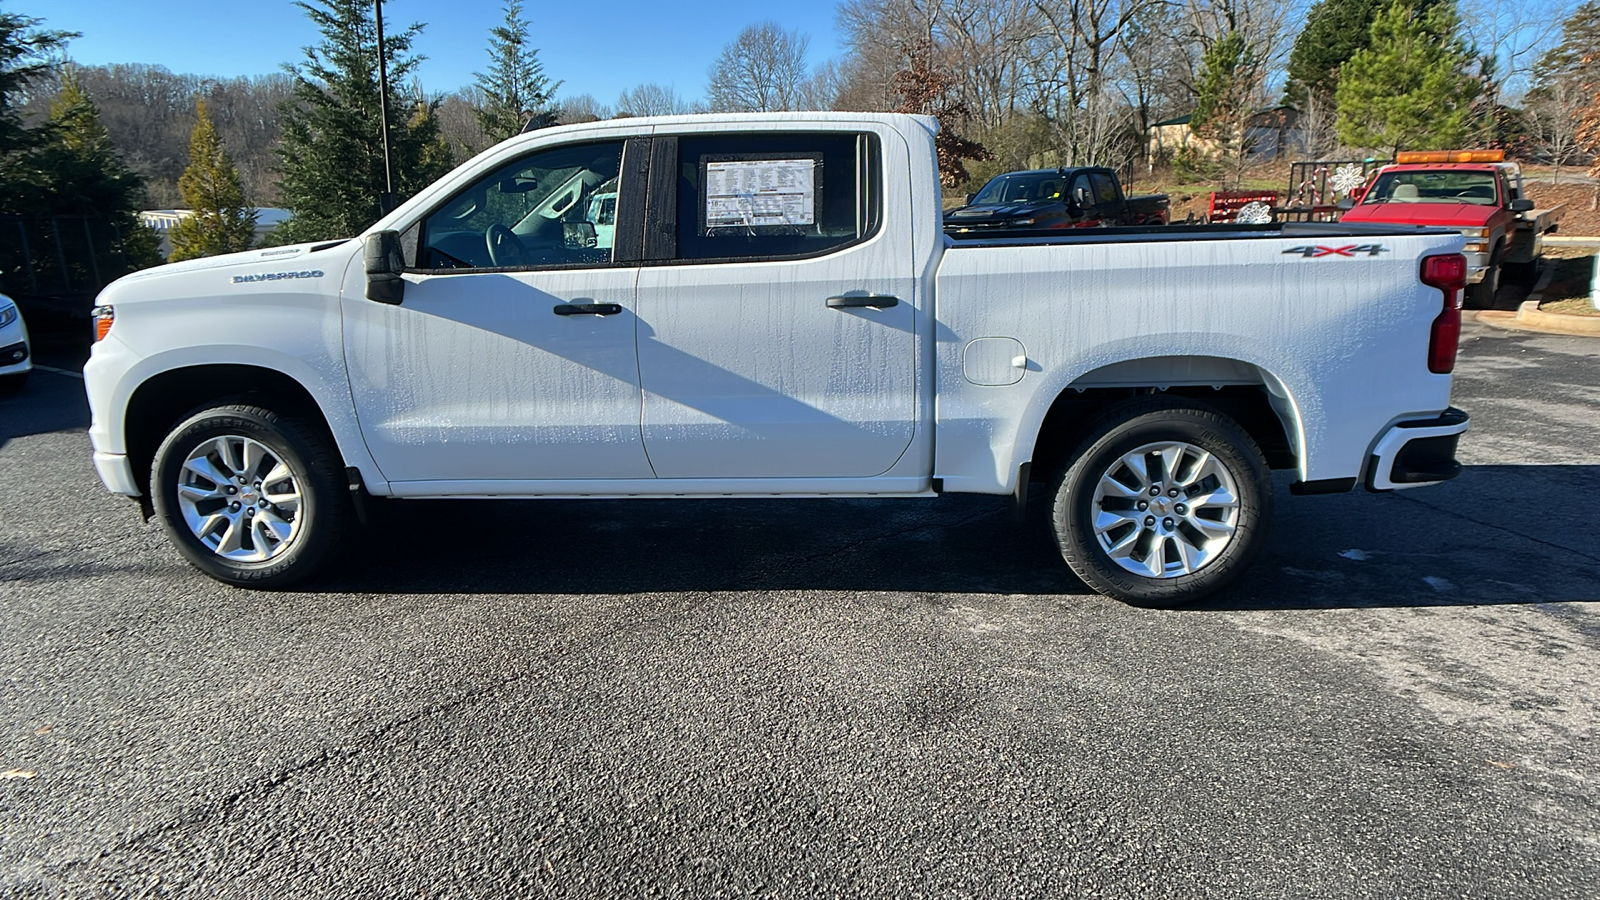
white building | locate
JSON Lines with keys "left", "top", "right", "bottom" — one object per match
{"left": 139, "top": 208, "right": 292, "bottom": 259}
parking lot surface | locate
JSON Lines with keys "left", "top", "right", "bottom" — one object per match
{"left": 2, "top": 320, "right": 1597, "bottom": 898}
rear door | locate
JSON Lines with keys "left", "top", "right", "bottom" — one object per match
{"left": 632, "top": 125, "right": 918, "bottom": 479}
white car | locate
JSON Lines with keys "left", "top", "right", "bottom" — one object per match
{"left": 0, "top": 293, "right": 31, "bottom": 391}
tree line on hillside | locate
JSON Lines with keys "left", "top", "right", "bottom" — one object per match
{"left": 3, "top": 0, "right": 1598, "bottom": 268}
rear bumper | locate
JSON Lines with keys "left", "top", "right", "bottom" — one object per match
{"left": 1366, "top": 407, "right": 1469, "bottom": 491}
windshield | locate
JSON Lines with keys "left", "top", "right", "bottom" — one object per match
{"left": 972, "top": 172, "right": 1066, "bottom": 205}
{"left": 1364, "top": 170, "right": 1499, "bottom": 206}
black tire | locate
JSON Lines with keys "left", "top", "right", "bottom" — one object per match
{"left": 1501, "top": 258, "right": 1537, "bottom": 284}
{"left": 151, "top": 404, "right": 351, "bottom": 588}
{"left": 1464, "top": 245, "right": 1501, "bottom": 309}
{"left": 1049, "top": 398, "right": 1273, "bottom": 608}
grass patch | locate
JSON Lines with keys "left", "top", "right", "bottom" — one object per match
{"left": 1539, "top": 297, "right": 1600, "bottom": 316}
{"left": 1537, "top": 249, "right": 1597, "bottom": 315}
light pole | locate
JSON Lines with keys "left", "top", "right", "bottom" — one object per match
{"left": 375, "top": 0, "right": 396, "bottom": 214}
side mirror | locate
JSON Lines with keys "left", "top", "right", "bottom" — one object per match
{"left": 1509, "top": 198, "right": 1534, "bottom": 212}
{"left": 364, "top": 230, "right": 405, "bottom": 305}
{"left": 965, "top": 193, "right": 977, "bottom": 205}
{"left": 1337, "top": 196, "right": 1355, "bottom": 210}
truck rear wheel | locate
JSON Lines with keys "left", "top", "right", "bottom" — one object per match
{"left": 1049, "top": 399, "right": 1272, "bottom": 607}
{"left": 151, "top": 404, "right": 351, "bottom": 588}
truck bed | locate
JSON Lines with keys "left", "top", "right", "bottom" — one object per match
{"left": 931, "top": 223, "right": 1465, "bottom": 495}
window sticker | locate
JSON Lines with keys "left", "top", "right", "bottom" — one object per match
{"left": 704, "top": 158, "right": 817, "bottom": 229}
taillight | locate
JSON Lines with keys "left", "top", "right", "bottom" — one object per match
{"left": 1420, "top": 254, "right": 1466, "bottom": 374}
{"left": 92, "top": 305, "right": 114, "bottom": 341}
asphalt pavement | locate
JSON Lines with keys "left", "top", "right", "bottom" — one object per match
{"left": 1, "top": 320, "right": 1597, "bottom": 898}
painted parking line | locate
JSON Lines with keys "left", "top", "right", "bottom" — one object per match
{"left": 32, "top": 365, "right": 84, "bottom": 380}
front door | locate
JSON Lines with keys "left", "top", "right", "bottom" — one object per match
{"left": 633, "top": 127, "right": 917, "bottom": 479}
{"left": 342, "top": 138, "right": 653, "bottom": 483}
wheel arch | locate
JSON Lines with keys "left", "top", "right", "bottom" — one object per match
{"left": 1024, "top": 355, "right": 1304, "bottom": 486}
{"left": 123, "top": 364, "right": 355, "bottom": 497}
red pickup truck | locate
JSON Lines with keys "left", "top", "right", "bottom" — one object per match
{"left": 1340, "top": 150, "right": 1564, "bottom": 307}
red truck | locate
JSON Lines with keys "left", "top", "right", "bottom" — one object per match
{"left": 1340, "top": 150, "right": 1565, "bottom": 307}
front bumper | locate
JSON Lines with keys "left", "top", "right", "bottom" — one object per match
{"left": 1366, "top": 407, "right": 1469, "bottom": 491}
{"left": 94, "top": 451, "right": 141, "bottom": 496}
{"left": 1463, "top": 250, "right": 1489, "bottom": 283}
{"left": 0, "top": 339, "right": 29, "bottom": 375}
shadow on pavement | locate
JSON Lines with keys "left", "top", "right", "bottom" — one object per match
{"left": 0, "top": 364, "right": 89, "bottom": 450}
{"left": 312, "top": 465, "right": 1600, "bottom": 610}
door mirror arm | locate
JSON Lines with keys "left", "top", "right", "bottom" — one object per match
{"left": 364, "top": 230, "right": 406, "bottom": 305}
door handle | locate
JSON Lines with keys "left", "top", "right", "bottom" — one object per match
{"left": 553, "top": 303, "right": 623, "bottom": 316}
{"left": 826, "top": 294, "right": 899, "bottom": 310}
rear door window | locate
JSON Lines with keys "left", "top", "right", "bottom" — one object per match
{"left": 653, "top": 132, "right": 880, "bottom": 263}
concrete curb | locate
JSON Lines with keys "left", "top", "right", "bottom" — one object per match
{"left": 1544, "top": 235, "right": 1600, "bottom": 246}
{"left": 1469, "top": 241, "right": 1600, "bottom": 336}
{"left": 1471, "top": 305, "right": 1600, "bottom": 337}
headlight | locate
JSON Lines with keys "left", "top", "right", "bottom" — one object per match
{"left": 0, "top": 304, "right": 16, "bottom": 329}
{"left": 1457, "top": 227, "right": 1489, "bottom": 239}
{"left": 1011, "top": 218, "right": 1036, "bottom": 226}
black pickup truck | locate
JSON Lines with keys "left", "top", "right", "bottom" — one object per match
{"left": 944, "top": 167, "right": 1170, "bottom": 232}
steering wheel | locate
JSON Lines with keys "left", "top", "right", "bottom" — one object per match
{"left": 485, "top": 224, "right": 528, "bottom": 267}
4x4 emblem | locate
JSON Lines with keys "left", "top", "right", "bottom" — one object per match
{"left": 1283, "top": 244, "right": 1389, "bottom": 258}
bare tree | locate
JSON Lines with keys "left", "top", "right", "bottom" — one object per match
{"left": 558, "top": 93, "right": 611, "bottom": 123}
{"left": 1459, "top": 0, "right": 1574, "bottom": 107}
{"left": 836, "top": 0, "right": 939, "bottom": 111}
{"left": 940, "top": 0, "right": 1041, "bottom": 125}
{"left": 798, "top": 60, "right": 844, "bottom": 111}
{"left": 23, "top": 64, "right": 293, "bottom": 207}
{"left": 616, "top": 83, "right": 691, "bottom": 117}
{"left": 706, "top": 22, "right": 811, "bottom": 112}
{"left": 1524, "top": 82, "right": 1588, "bottom": 179}
{"left": 435, "top": 87, "right": 490, "bottom": 158}
{"left": 1033, "top": 0, "right": 1161, "bottom": 165}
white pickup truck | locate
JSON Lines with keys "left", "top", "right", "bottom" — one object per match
{"left": 84, "top": 113, "right": 1471, "bottom": 606}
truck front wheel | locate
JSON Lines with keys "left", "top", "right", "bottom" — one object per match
{"left": 1465, "top": 246, "right": 1501, "bottom": 309}
{"left": 151, "top": 404, "right": 351, "bottom": 588}
{"left": 1049, "top": 399, "right": 1272, "bottom": 607}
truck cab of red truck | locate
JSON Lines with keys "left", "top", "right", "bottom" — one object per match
{"left": 1340, "top": 149, "right": 1563, "bottom": 307}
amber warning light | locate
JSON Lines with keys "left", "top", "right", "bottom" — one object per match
{"left": 1394, "top": 150, "right": 1506, "bottom": 164}
{"left": 92, "top": 305, "right": 114, "bottom": 341}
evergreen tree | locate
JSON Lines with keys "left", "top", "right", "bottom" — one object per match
{"left": 0, "top": 4, "right": 74, "bottom": 214}
{"left": 473, "top": 0, "right": 558, "bottom": 142}
{"left": 1532, "top": 1, "right": 1600, "bottom": 95}
{"left": 1191, "top": 33, "right": 1263, "bottom": 186}
{"left": 33, "top": 68, "right": 162, "bottom": 267}
{"left": 1285, "top": 0, "right": 1443, "bottom": 105}
{"left": 1192, "top": 33, "right": 1258, "bottom": 144}
{"left": 1335, "top": 0, "right": 1479, "bottom": 155}
{"left": 273, "top": 0, "right": 453, "bottom": 244}
{"left": 169, "top": 97, "right": 257, "bottom": 261}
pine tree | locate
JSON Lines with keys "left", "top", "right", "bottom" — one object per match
{"left": 1335, "top": 0, "right": 1480, "bottom": 155}
{"left": 0, "top": 6, "right": 74, "bottom": 216}
{"left": 473, "top": 0, "right": 558, "bottom": 142}
{"left": 36, "top": 68, "right": 163, "bottom": 267}
{"left": 273, "top": 0, "right": 453, "bottom": 244}
{"left": 1192, "top": 34, "right": 1258, "bottom": 145}
{"left": 169, "top": 97, "right": 257, "bottom": 261}
{"left": 1532, "top": 1, "right": 1600, "bottom": 95}
{"left": 1285, "top": 0, "right": 1444, "bottom": 105}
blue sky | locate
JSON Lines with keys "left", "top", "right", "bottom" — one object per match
{"left": 32, "top": 0, "right": 846, "bottom": 105}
